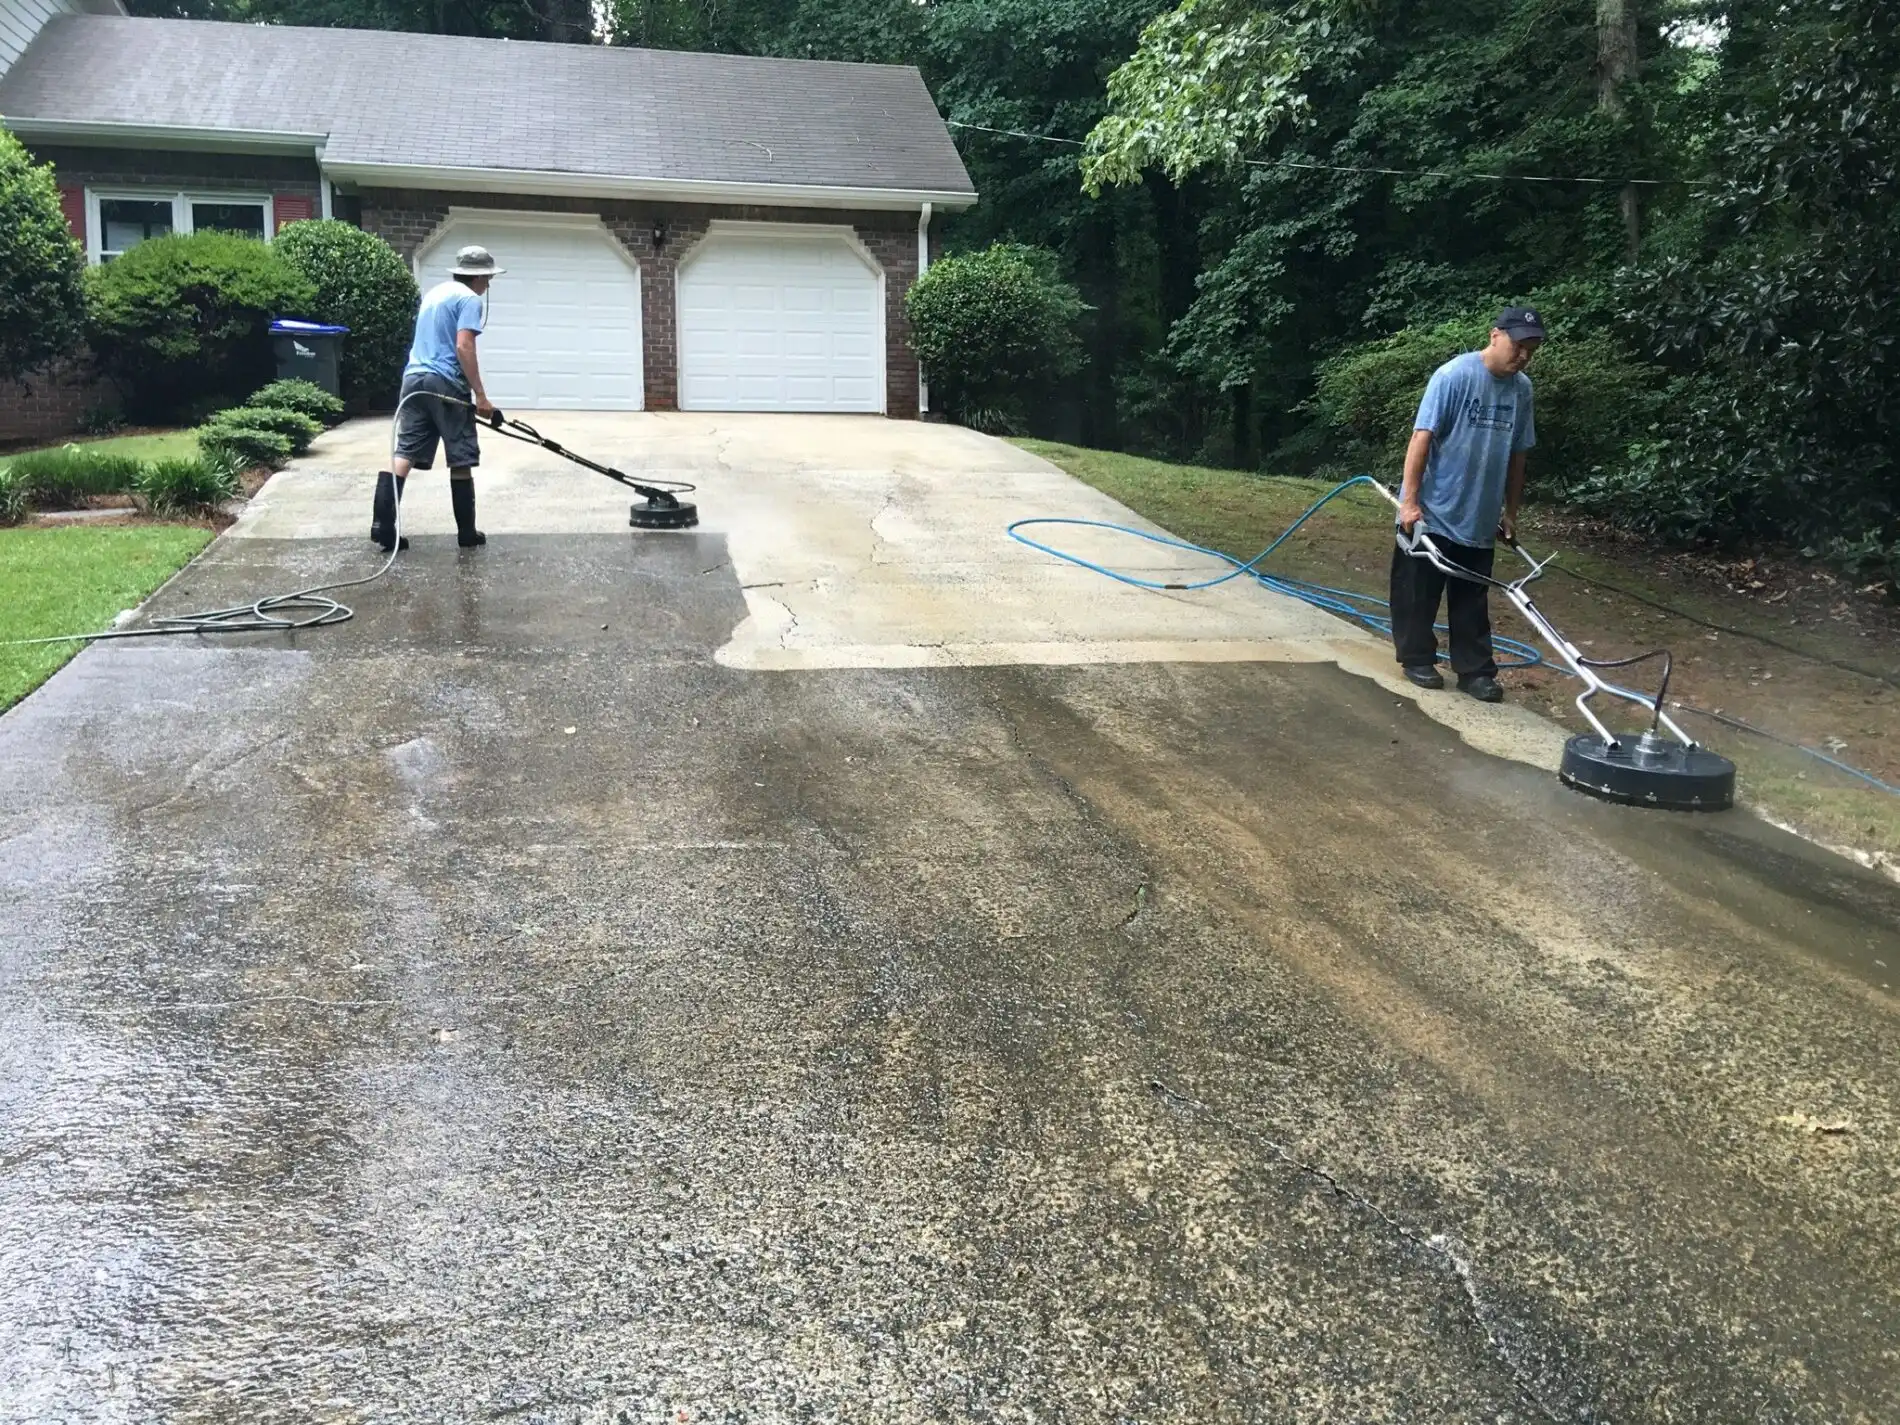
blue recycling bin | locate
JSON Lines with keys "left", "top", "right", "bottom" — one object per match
{"left": 269, "top": 318, "right": 350, "bottom": 397}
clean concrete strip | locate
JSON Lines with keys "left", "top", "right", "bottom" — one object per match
{"left": 241, "top": 411, "right": 1567, "bottom": 768}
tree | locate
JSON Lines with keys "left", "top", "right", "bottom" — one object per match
{"left": 905, "top": 243, "right": 1088, "bottom": 428}
{"left": 0, "top": 127, "right": 88, "bottom": 383}
{"left": 273, "top": 219, "right": 419, "bottom": 408}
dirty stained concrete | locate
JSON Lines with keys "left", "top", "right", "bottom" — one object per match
{"left": 2, "top": 418, "right": 1897, "bottom": 1423}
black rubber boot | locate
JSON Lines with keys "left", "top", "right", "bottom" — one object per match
{"left": 370, "top": 471, "right": 409, "bottom": 552}
{"left": 450, "top": 477, "right": 485, "bottom": 547}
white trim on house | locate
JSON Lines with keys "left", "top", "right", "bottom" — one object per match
{"left": 322, "top": 158, "right": 977, "bottom": 213}
{"left": 917, "top": 202, "right": 932, "bottom": 415}
{"left": 84, "top": 187, "right": 275, "bottom": 263}
{"left": 4, "top": 116, "right": 328, "bottom": 154}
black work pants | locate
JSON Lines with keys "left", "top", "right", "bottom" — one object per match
{"left": 1389, "top": 535, "right": 1497, "bottom": 679}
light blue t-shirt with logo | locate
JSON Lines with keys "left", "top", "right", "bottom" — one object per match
{"left": 1409, "top": 350, "right": 1536, "bottom": 549}
{"left": 403, "top": 280, "right": 485, "bottom": 386}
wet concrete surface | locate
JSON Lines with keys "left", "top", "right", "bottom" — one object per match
{"left": 3, "top": 533, "right": 1897, "bottom": 1423}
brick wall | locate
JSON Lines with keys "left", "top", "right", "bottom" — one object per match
{"left": 0, "top": 357, "right": 115, "bottom": 446}
{"left": 360, "top": 188, "right": 926, "bottom": 416}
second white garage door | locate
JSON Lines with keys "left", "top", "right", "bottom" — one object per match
{"left": 677, "top": 227, "right": 884, "bottom": 413}
{"left": 415, "top": 214, "right": 643, "bottom": 411}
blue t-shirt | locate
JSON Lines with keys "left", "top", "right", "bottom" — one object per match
{"left": 1408, "top": 350, "right": 1536, "bottom": 548}
{"left": 403, "top": 279, "right": 485, "bottom": 385}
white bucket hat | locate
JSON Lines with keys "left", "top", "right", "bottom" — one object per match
{"left": 450, "top": 244, "right": 507, "bottom": 277}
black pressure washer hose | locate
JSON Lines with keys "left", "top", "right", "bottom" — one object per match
{"left": 5, "top": 394, "right": 697, "bottom": 648}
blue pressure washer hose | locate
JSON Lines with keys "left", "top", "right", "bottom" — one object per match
{"left": 1007, "top": 473, "right": 1900, "bottom": 797}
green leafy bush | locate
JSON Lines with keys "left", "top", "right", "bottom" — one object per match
{"left": 195, "top": 418, "right": 294, "bottom": 472}
{"left": 3, "top": 444, "right": 145, "bottom": 507}
{"left": 905, "top": 244, "right": 1088, "bottom": 428}
{"left": 244, "top": 377, "right": 344, "bottom": 426}
{"left": 137, "top": 456, "right": 239, "bottom": 515}
{"left": 85, "top": 231, "right": 316, "bottom": 421}
{"left": 220, "top": 403, "right": 320, "bottom": 456}
{"left": 0, "top": 126, "right": 87, "bottom": 382}
{"left": 0, "top": 468, "right": 26, "bottom": 525}
{"left": 273, "top": 220, "right": 419, "bottom": 408}
{"left": 1309, "top": 295, "right": 1660, "bottom": 500}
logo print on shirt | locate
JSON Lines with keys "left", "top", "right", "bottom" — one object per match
{"left": 1462, "top": 396, "right": 1516, "bottom": 432}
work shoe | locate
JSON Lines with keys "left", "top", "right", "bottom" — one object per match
{"left": 1459, "top": 675, "right": 1505, "bottom": 703}
{"left": 450, "top": 477, "right": 486, "bottom": 547}
{"left": 369, "top": 471, "right": 409, "bottom": 552}
{"left": 1402, "top": 664, "right": 1446, "bottom": 690}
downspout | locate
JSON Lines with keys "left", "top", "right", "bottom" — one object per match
{"left": 917, "top": 202, "right": 932, "bottom": 415}
{"left": 316, "top": 143, "right": 333, "bottom": 221}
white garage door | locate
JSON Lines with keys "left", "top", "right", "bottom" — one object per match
{"left": 677, "top": 227, "right": 883, "bottom": 413}
{"left": 416, "top": 215, "right": 643, "bottom": 411}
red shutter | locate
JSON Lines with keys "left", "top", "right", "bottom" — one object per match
{"left": 273, "top": 194, "right": 316, "bottom": 233}
{"left": 58, "top": 186, "right": 86, "bottom": 247}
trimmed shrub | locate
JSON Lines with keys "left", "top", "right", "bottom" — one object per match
{"left": 244, "top": 377, "right": 344, "bottom": 426}
{"left": 195, "top": 419, "right": 294, "bottom": 472}
{"left": 273, "top": 220, "right": 419, "bottom": 408}
{"left": 137, "top": 456, "right": 239, "bottom": 515}
{"left": 0, "top": 126, "right": 87, "bottom": 382}
{"left": 905, "top": 244, "right": 1088, "bottom": 428}
{"left": 221, "top": 403, "right": 321, "bottom": 456}
{"left": 1309, "top": 295, "right": 1661, "bottom": 500}
{"left": 85, "top": 230, "right": 316, "bottom": 421}
{"left": 4, "top": 444, "right": 145, "bottom": 506}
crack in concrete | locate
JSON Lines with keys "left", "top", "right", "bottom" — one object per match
{"left": 1148, "top": 1074, "right": 1578, "bottom": 1424}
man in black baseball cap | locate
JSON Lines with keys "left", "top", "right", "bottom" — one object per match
{"left": 1390, "top": 304, "right": 1544, "bottom": 700}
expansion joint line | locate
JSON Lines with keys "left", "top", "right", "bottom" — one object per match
{"left": 1148, "top": 1075, "right": 1579, "bottom": 1424}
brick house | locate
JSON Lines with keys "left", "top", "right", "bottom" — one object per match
{"left": 0, "top": 8, "right": 976, "bottom": 435}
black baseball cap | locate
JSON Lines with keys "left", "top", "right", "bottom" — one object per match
{"left": 1495, "top": 305, "right": 1547, "bottom": 341}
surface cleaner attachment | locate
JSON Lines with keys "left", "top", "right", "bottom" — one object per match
{"left": 1375, "top": 485, "right": 1736, "bottom": 812}
{"left": 485, "top": 411, "right": 699, "bottom": 530}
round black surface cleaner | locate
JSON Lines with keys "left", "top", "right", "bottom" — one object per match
{"left": 630, "top": 496, "right": 698, "bottom": 530}
{"left": 1560, "top": 732, "right": 1736, "bottom": 811}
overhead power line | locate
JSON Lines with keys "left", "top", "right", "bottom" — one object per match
{"left": 945, "top": 118, "right": 1699, "bottom": 189}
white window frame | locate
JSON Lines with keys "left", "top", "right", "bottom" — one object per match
{"left": 85, "top": 189, "right": 277, "bottom": 265}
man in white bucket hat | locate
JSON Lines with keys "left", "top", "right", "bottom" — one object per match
{"left": 372, "top": 244, "right": 506, "bottom": 551}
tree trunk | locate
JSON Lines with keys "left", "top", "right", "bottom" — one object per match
{"left": 1231, "top": 383, "right": 1255, "bottom": 471}
{"left": 1597, "top": 0, "right": 1643, "bottom": 259}
{"left": 545, "top": 0, "right": 597, "bottom": 43}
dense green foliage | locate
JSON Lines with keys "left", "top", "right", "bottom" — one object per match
{"left": 137, "top": 456, "right": 240, "bottom": 514}
{"left": 219, "top": 403, "right": 321, "bottom": 455}
{"left": 906, "top": 245, "right": 1087, "bottom": 427}
{"left": 85, "top": 231, "right": 315, "bottom": 420}
{"left": 0, "top": 127, "right": 88, "bottom": 382}
{"left": 272, "top": 220, "right": 419, "bottom": 408}
{"left": 125, "top": 0, "right": 1900, "bottom": 571}
{"left": 0, "top": 441, "right": 237, "bottom": 522}
{"left": 195, "top": 415, "right": 295, "bottom": 471}
{"left": 245, "top": 378, "right": 346, "bottom": 425}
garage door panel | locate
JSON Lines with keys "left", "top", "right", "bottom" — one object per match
{"left": 417, "top": 218, "right": 643, "bottom": 412}
{"left": 678, "top": 231, "right": 884, "bottom": 413}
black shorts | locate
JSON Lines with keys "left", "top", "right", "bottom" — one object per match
{"left": 394, "top": 371, "right": 481, "bottom": 470}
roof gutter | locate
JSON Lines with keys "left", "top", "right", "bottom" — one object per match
{"left": 1, "top": 116, "right": 328, "bottom": 155}
{"left": 321, "top": 158, "right": 979, "bottom": 213}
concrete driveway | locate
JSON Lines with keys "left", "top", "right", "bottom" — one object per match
{"left": 1, "top": 413, "right": 1895, "bottom": 1423}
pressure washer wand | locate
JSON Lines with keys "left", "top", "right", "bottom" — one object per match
{"left": 483, "top": 410, "right": 700, "bottom": 530}
{"left": 1368, "top": 482, "right": 1693, "bottom": 751}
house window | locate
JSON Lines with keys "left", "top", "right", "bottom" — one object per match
{"left": 190, "top": 201, "right": 268, "bottom": 240}
{"left": 99, "top": 198, "right": 174, "bottom": 260}
{"left": 86, "top": 191, "right": 276, "bottom": 263}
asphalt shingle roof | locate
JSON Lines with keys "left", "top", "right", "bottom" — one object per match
{"left": 0, "top": 16, "right": 976, "bottom": 198}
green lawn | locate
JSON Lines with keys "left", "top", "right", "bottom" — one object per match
{"left": 0, "top": 525, "right": 214, "bottom": 711}
{"left": 0, "top": 429, "right": 200, "bottom": 473}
